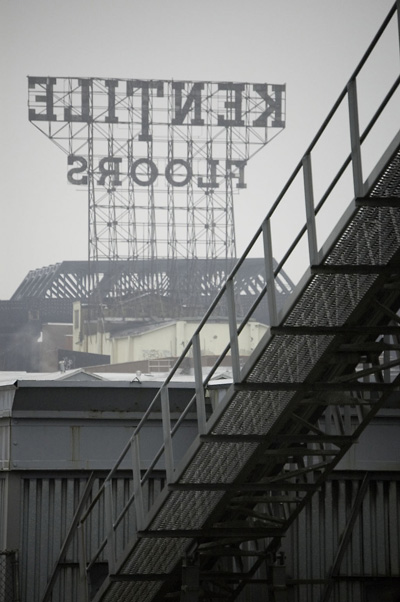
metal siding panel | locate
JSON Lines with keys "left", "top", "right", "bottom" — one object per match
{"left": 344, "top": 480, "right": 356, "bottom": 576}
{"left": 17, "top": 474, "right": 165, "bottom": 602}
{"left": 283, "top": 476, "right": 400, "bottom": 602}
{"left": 370, "top": 480, "right": 379, "bottom": 575}
{"left": 377, "top": 480, "right": 388, "bottom": 574}
{"left": 0, "top": 477, "right": 5, "bottom": 546}
{"left": 114, "top": 477, "right": 136, "bottom": 559}
{"left": 285, "top": 506, "right": 298, "bottom": 600}
{"left": 362, "top": 480, "right": 373, "bottom": 575}
{"left": 332, "top": 480, "right": 340, "bottom": 570}
{"left": 324, "top": 480, "right": 334, "bottom": 579}
{"left": 12, "top": 473, "right": 400, "bottom": 601}
{"left": 304, "top": 502, "right": 312, "bottom": 596}
{"left": 389, "top": 481, "right": 400, "bottom": 574}
{"left": 297, "top": 499, "right": 308, "bottom": 599}
{"left": 310, "top": 493, "right": 319, "bottom": 588}
{"left": 352, "top": 480, "right": 363, "bottom": 575}
{"left": 20, "top": 477, "right": 72, "bottom": 602}
{"left": 337, "top": 480, "right": 347, "bottom": 573}
{"left": 319, "top": 482, "right": 327, "bottom": 587}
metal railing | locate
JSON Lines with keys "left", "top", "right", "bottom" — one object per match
{"left": 42, "top": 3, "right": 400, "bottom": 600}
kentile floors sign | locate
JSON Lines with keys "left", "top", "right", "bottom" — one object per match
{"left": 28, "top": 77, "right": 285, "bottom": 261}
{"left": 28, "top": 77, "right": 285, "bottom": 190}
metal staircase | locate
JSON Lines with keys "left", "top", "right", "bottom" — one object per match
{"left": 42, "top": 3, "right": 400, "bottom": 601}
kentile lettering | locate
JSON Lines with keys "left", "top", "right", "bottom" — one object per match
{"left": 28, "top": 77, "right": 285, "bottom": 190}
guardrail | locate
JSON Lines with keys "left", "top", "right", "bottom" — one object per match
{"left": 42, "top": 3, "right": 400, "bottom": 600}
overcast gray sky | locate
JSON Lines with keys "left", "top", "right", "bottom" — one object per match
{"left": 0, "top": 0, "right": 395, "bottom": 299}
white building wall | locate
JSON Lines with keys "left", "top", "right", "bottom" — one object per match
{"left": 73, "top": 315, "right": 268, "bottom": 365}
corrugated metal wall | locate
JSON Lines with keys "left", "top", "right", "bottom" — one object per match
{"left": 10, "top": 472, "right": 400, "bottom": 602}
{"left": 18, "top": 472, "right": 165, "bottom": 602}
{"left": 1, "top": 476, "right": 20, "bottom": 602}
{"left": 216, "top": 474, "right": 400, "bottom": 602}
{"left": 282, "top": 474, "right": 400, "bottom": 602}
{"left": 0, "top": 476, "right": 6, "bottom": 543}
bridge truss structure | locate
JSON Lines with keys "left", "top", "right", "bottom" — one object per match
{"left": 10, "top": 257, "right": 293, "bottom": 324}
{"left": 41, "top": 3, "right": 400, "bottom": 602}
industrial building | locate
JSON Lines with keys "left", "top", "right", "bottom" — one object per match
{"left": 0, "top": 257, "right": 292, "bottom": 372}
{"left": 1, "top": 3, "right": 400, "bottom": 602}
{"left": 1, "top": 371, "right": 399, "bottom": 601}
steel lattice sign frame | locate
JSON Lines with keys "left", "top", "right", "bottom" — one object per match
{"left": 28, "top": 77, "right": 285, "bottom": 263}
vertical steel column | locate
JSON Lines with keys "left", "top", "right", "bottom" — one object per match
{"left": 348, "top": 78, "right": 364, "bottom": 199}
{"left": 187, "top": 134, "right": 195, "bottom": 258}
{"left": 147, "top": 89, "right": 157, "bottom": 267}
{"left": 262, "top": 219, "right": 278, "bottom": 327}
{"left": 86, "top": 79, "right": 100, "bottom": 323}
{"left": 167, "top": 82, "right": 177, "bottom": 260}
{"left": 107, "top": 122, "right": 118, "bottom": 261}
{"left": 226, "top": 279, "right": 241, "bottom": 382}
{"left": 161, "top": 387, "right": 175, "bottom": 482}
{"left": 87, "top": 79, "right": 97, "bottom": 264}
{"left": 302, "top": 153, "right": 318, "bottom": 266}
{"left": 397, "top": 0, "right": 400, "bottom": 58}
{"left": 132, "top": 434, "right": 145, "bottom": 531}
{"left": 205, "top": 84, "right": 216, "bottom": 259}
{"left": 128, "top": 92, "right": 138, "bottom": 260}
{"left": 226, "top": 95, "right": 236, "bottom": 259}
{"left": 192, "top": 333, "right": 207, "bottom": 435}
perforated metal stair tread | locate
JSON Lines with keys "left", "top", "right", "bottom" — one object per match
{"left": 92, "top": 148, "right": 400, "bottom": 602}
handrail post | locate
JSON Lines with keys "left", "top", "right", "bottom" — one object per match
{"left": 348, "top": 78, "right": 364, "bottom": 198}
{"left": 397, "top": 0, "right": 400, "bottom": 59}
{"left": 302, "top": 153, "right": 318, "bottom": 266}
{"left": 161, "top": 386, "right": 174, "bottom": 482}
{"left": 193, "top": 333, "right": 207, "bottom": 435}
{"left": 226, "top": 279, "right": 241, "bottom": 382}
{"left": 262, "top": 219, "right": 278, "bottom": 327}
{"left": 104, "top": 480, "right": 116, "bottom": 574}
{"left": 132, "top": 434, "right": 145, "bottom": 531}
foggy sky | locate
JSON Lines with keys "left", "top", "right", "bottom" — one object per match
{"left": 0, "top": 0, "right": 395, "bottom": 299}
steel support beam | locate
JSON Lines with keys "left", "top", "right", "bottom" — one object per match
{"left": 138, "top": 529, "right": 284, "bottom": 539}
{"left": 270, "top": 325, "right": 400, "bottom": 335}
